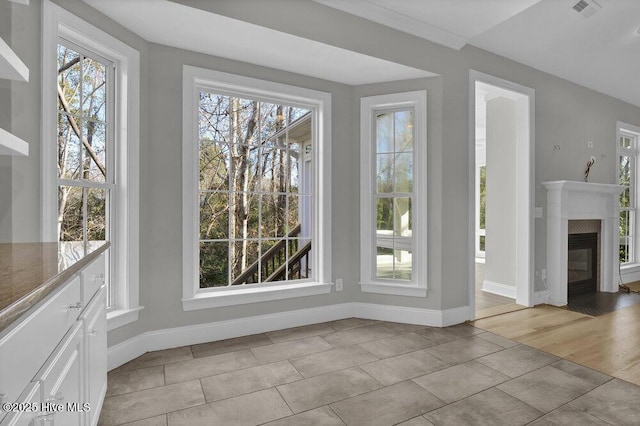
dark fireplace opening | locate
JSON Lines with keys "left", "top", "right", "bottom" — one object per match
{"left": 568, "top": 232, "right": 598, "bottom": 297}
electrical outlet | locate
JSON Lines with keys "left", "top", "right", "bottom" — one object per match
{"left": 335, "top": 278, "right": 343, "bottom": 291}
{"left": 587, "top": 141, "right": 593, "bottom": 148}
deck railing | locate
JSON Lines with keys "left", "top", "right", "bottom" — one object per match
{"left": 231, "top": 224, "right": 311, "bottom": 285}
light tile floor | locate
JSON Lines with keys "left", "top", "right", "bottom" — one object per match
{"left": 99, "top": 318, "right": 640, "bottom": 425}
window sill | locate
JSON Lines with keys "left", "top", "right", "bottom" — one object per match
{"left": 182, "top": 281, "right": 333, "bottom": 311}
{"left": 107, "top": 306, "right": 144, "bottom": 331}
{"left": 359, "top": 282, "right": 427, "bottom": 297}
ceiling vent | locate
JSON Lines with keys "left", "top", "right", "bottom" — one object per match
{"left": 571, "top": 0, "right": 601, "bottom": 18}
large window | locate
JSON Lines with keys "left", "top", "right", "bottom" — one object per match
{"left": 360, "top": 91, "right": 427, "bottom": 297}
{"left": 198, "top": 94, "right": 311, "bottom": 287}
{"left": 56, "top": 41, "right": 113, "bottom": 293}
{"left": 43, "top": 1, "right": 141, "bottom": 330}
{"left": 183, "top": 66, "right": 332, "bottom": 310}
{"left": 618, "top": 123, "right": 640, "bottom": 265}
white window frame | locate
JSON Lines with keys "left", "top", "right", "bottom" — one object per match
{"left": 617, "top": 121, "right": 640, "bottom": 268}
{"left": 182, "top": 65, "right": 332, "bottom": 310}
{"left": 359, "top": 91, "right": 427, "bottom": 297}
{"left": 42, "top": 0, "right": 141, "bottom": 330}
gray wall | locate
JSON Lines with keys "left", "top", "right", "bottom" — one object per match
{"left": 0, "top": 1, "right": 13, "bottom": 242}
{"left": 3, "top": 0, "right": 640, "bottom": 347}
{"left": 485, "top": 97, "right": 517, "bottom": 289}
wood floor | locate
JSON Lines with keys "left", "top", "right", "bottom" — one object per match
{"left": 475, "top": 262, "right": 527, "bottom": 319}
{"left": 472, "top": 303, "right": 640, "bottom": 386}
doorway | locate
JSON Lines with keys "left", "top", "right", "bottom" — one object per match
{"left": 468, "top": 71, "right": 535, "bottom": 320}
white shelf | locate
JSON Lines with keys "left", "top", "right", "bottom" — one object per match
{"left": 0, "top": 35, "right": 28, "bottom": 82}
{"left": 0, "top": 128, "right": 29, "bottom": 156}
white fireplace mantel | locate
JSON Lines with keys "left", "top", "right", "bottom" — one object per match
{"left": 543, "top": 180, "right": 623, "bottom": 306}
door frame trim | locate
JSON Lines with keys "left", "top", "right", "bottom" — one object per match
{"left": 468, "top": 70, "right": 536, "bottom": 318}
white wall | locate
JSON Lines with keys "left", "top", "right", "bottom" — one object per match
{"left": 484, "top": 97, "right": 517, "bottom": 291}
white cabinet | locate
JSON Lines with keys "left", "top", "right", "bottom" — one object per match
{"left": 0, "top": 253, "right": 107, "bottom": 426}
{"left": 0, "top": 382, "right": 41, "bottom": 426}
{"left": 82, "top": 287, "right": 107, "bottom": 426}
{"left": 36, "top": 322, "right": 85, "bottom": 426}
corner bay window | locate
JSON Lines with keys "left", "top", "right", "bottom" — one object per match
{"left": 182, "top": 66, "right": 332, "bottom": 309}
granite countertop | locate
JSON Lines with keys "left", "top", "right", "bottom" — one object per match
{"left": 0, "top": 241, "right": 110, "bottom": 333}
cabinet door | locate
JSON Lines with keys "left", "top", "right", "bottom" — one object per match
{"left": 82, "top": 287, "right": 106, "bottom": 426}
{"left": 0, "top": 382, "right": 42, "bottom": 426}
{"left": 0, "top": 277, "right": 81, "bottom": 406}
{"left": 36, "top": 322, "right": 85, "bottom": 426}
{"left": 81, "top": 253, "right": 106, "bottom": 305}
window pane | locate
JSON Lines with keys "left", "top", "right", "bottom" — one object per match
{"left": 394, "top": 198, "right": 412, "bottom": 237}
{"left": 288, "top": 149, "right": 301, "bottom": 194}
{"left": 229, "top": 192, "right": 259, "bottom": 239}
{"left": 200, "top": 242, "right": 229, "bottom": 287}
{"left": 87, "top": 188, "right": 107, "bottom": 241}
{"left": 230, "top": 98, "right": 259, "bottom": 145}
{"left": 287, "top": 195, "right": 302, "bottom": 235}
{"left": 81, "top": 57, "right": 107, "bottom": 122}
{"left": 286, "top": 237, "right": 311, "bottom": 281}
{"left": 260, "top": 239, "right": 279, "bottom": 280}
{"left": 620, "top": 238, "right": 630, "bottom": 264}
{"left": 58, "top": 113, "right": 82, "bottom": 180}
{"left": 200, "top": 191, "right": 229, "bottom": 240}
{"left": 376, "top": 246, "right": 394, "bottom": 279}
{"left": 199, "top": 93, "right": 229, "bottom": 143}
{"left": 83, "top": 120, "right": 106, "bottom": 182}
{"left": 58, "top": 185, "right": 83, "bottom": 242}
{"left": 230, "top": 240, "right": 260, "bottom": 284}
{"left": 621, "top": 187, "right": 631, "bottom": 208}
{"left": 395, "top": 153, "right": 413, "bottom": 193}
{"left": 57, "top": 46, "right": 81, "bottom": 113}
{"left": 619, "top": 155, "right": 631, "bottom": 185}
{"left": 394, "top": 249, "right": 412, "bottom": 280}
{"left": 261, "top": 193, "right": 287, "bottom": 238}
{"left": 376, "top": 112, "right": 393, "bottom": 153}
{"left": 394, "top": 110, "right": 413, "bottom": 152}
{"left": 200, "top": 140, "right": 230, "bottom": 191}
{"left": 376, "top": 154, "right": 394, "bottom": 193}
{"left": 620, "top": 136, "right": 632, "bottom": 149}
{"left": 376, "top": 198, "right": 394, "bottom": 233}
{"left": 620, "top": 210, "right": 630, "bottom": 237}
{"left": 480, "top": 235, "right": 486, "bottom": 252}
{"left": 258, "top": 102, "right": 280, "bottom": 146}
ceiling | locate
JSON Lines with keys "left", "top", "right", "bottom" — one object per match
{"left": 315, "top": 0, "right": 640, "bottom": 107}
{"left": 83, "top": 0, "right": 640, "bottom": 106}
{"left": 81, "top": 0, "right": 434, "bottom": 86}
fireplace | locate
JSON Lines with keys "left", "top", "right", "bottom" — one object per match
{"left": 543, "top": 181, "right": 623, "bottom": 306}
{"left": 567, "top": 232, "right": 598, "bottom": 296}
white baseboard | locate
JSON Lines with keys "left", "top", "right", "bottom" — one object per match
{"left": 533, "top": 290, "right": 548, "bottom": 305}
{"left": 108, "top": 302, "right": 470, "bottom": 370}
{"left": 482, "top": 280, "right": 517, "bottom": 299}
